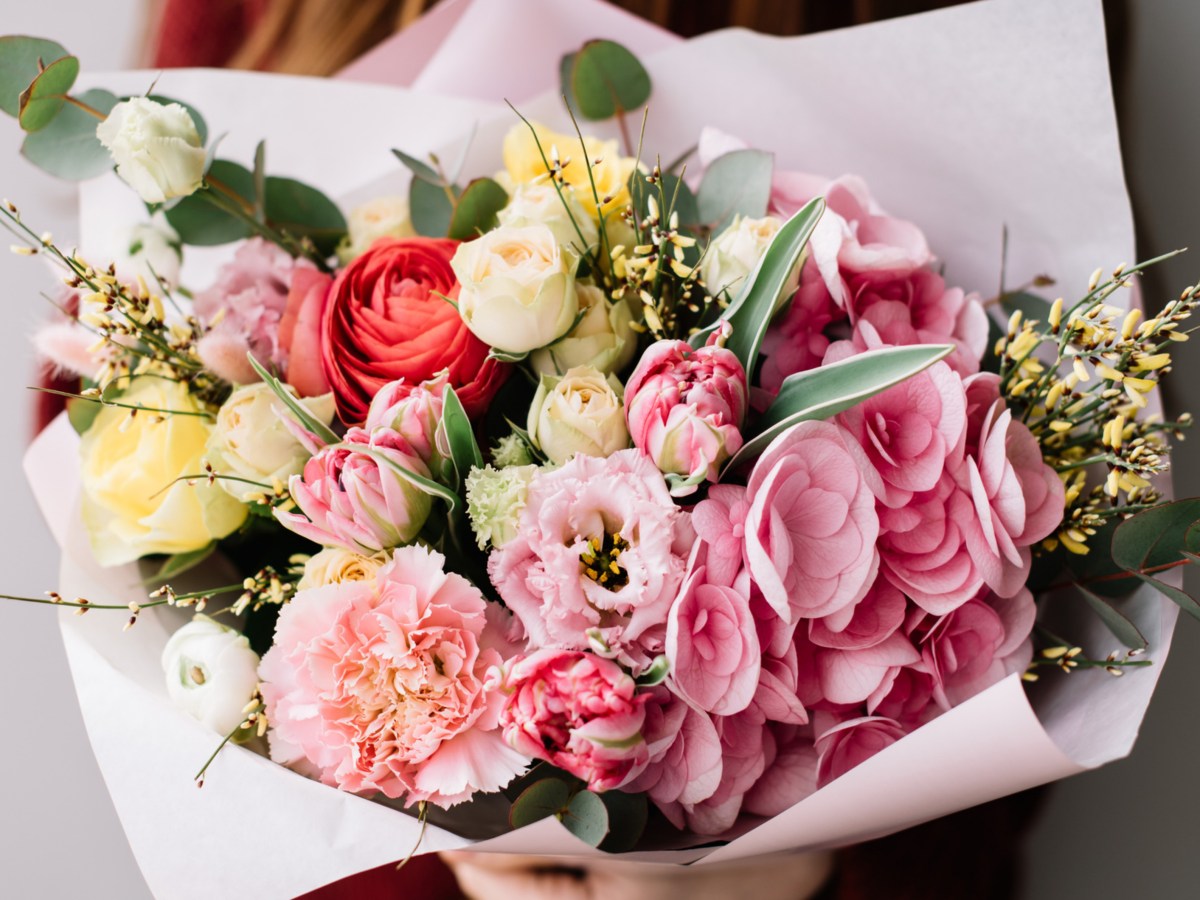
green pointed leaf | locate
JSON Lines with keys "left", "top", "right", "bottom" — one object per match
{"left": 1111, "top": 499, "right": 1200, "bottom": 620}
{"left": 696, "top": 149, "right": 773, "bottom": 234}
{"left": 441, "top": 385, "right": 483, "bottom": 491}
{"left": 391, "top": 148, "right": 444, "bottom": 186}
{"left": 20, "top": 87, "right": 117, "bottom": 179}
{"left": 1075, "top": 585, "right": 1148, "bottom": 650}
{"left": 597, "top": 790, "right": 648, "bottom": 852}
{"left": 635, "top": 654, "right": 670, "bottom": 686}
{"left": 252, "top": 140, "right": 266, "bottom": 223}
{"left": 354, "top": 445, "right": 460, "bottom": 514}
{"left": 559, "top": 51, "right": 581, "bottom": 119}
{"left": 246, "top": 354, "right": 340, "bottom": 446}
{"left": 264, "top": 176, "right": 346, "bottom": 257}
{"left": 18, "top": 54, "right": 79, "bottom": 132}
{"left": 998, "top": 290, "right": 1052, "bottom": 322}
{"left": 0, "top": 36, "right": 68, "bottom": 118}
{"left": 66, "top": 395, "right": 102, "bottom": 435}
{"left": 508, "top": 777, "right": 570, "bottom": 829}
{"left": 567, "top": 39, "right": 651, "bottom": 121}
{"left": 561, "top": 789, "right": 610, "bottom": 847}
{"left": 692, "top": 198, "right": 824, "bottom": 375}
{"left": 164, "top": 159, "right": 254, "bottom": 245}
{"left": 725, "top": 343, "right": 954, "bottom": 473}
{"left": 447, "top": 177, "right": 508, "bottom": 241}
{"left": 410, "top": 175, "right": 455, "bottom": 238}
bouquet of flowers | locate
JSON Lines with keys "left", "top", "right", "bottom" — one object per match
{"left": 4, "top": 0, "right": 1197, "bottom": 895}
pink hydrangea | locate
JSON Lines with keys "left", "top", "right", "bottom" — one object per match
{"left": 624, "top": 336, "right": 748, "bottom": 496}
{"left": 744, "top": 724, "right": 818, "bottom": 818}
{"left": 275, "top": 425, "right": 432, "bottom": 553}
{"left": 624, "top": 687, "right": 723, "bottom": 809}
{"left": 194, "top": 238, "right": 313, "bottom": 385}
{"left": 759, "top": 267, "right": 844, "bottom": 395}
{"left": 809, "top": 576, "right": 908, "bottom": 652}
{"left": 744, "top": 420, "right": 880, "bottom": 622}
{"left": 814, "top": 715, "right": 906, "bottom": 788}
{"left": 500, "top": 649, "right": 648, "bottom": 792}
{"left": 259, "top": 545, "right": 528, "bottom": 807}
{"left": 488, "top": 449, "right": 694, "bottom": 674}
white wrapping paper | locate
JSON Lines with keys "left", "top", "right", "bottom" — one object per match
{"left": 26, "top": 0, "right": 1182, "bottom": 896}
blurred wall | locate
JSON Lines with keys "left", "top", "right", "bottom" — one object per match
{"left": 0, "top": 1, "right": 1196, "bottom": 898}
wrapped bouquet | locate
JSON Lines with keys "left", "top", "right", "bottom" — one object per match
{"left": 3, "top": 0, "right": 1197, "bottom": 895}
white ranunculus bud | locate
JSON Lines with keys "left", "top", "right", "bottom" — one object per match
{"left": 451, "top": 224, "right": 578, "bottom": 355}
{"left": 530, "top": 283, "right": 636, "bottom": 377}
{"left": 337, "top": 196, "right": 416, "bottom": 264}
{"left": 96, "top": 97, "right": 207, "bottom": 204}
{"left": 497, "top": 182, "right": 598, "bottom": 258}
{"left": 161, "top": 616, "right": 260, "bottom": 734}
{"left": 702, "top": 215, "right": 783, "bottom": 300}
{"left": 117, "top": 212, "right": 182, "bottom": 287}
{"left": 527, "top": 365, "right": 629, "bottom": 464}
{"left": 465, "top": 464, "right": 537, "bottom": 549}
{"left": 206, "top": 383, "right": 336, "bottom": 500}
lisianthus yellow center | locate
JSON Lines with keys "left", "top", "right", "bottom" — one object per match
{"left": 580, "top": 531, "right": 630, "bottom": 591}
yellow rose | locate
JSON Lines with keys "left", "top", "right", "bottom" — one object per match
{"left": 80, "top": 376, "right": 248, "bottom": 567}
{"left": 297, "top": 548, "right": 389, "bottom": 590}
{"left": 502, "top": 122, "right": 636, "bottom": 220}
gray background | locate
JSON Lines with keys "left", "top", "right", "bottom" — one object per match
{"left": 0, "top": 1, "right": 1198, "bottom": 897}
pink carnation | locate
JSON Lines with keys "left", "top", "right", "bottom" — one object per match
{"left": 259, "top": 545, "right": 528, "bottom": 807}
{"left": 488, "top": 449, "right": 693, "bottom": 674}
{"left": 500, "top": 649, "right": 648, "bottom": 793}
{"left": 624, "top": 336, "right": 748, "bottom": 496}
{"left": 194, "top": 238, "right": 312, "bottom": 385}
{"left": 744, "top": 420, "right": 879, "bottom": 622}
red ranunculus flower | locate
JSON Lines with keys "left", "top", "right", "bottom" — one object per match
{"left": 321, "top": 237, "right": 508, "bottom": 422}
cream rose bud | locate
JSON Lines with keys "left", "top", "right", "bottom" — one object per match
{"left": 702, "top": 215, "right": 783, "bottom": 299}
{"left": 528, "top": 365, "right": 629, "bottom": 464}
{"left": 498, "top": 182, "right": 598, "bottom": 258}
{"left": 297, "top": 547, "right": 389, "bottom": 590}
{"left": 530, "top": 284, "right": 636, "bottom": 377}
{"left": 337, "top": 196, "right": 416, "bottom": 264}
{"left": 161, "top": 616, "right": 260, "bottom": 735}
{"left": 206, "top": 384, "right": 336, "bottom": 499}
{"left": 96, "top": 97, "right": 207, "bottom": 204}
{"left": 452, "top": 224, "right": 579, "bottom": 355}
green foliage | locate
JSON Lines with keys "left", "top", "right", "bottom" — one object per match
{"left": 447, "top": 177, "right": 508, "bottom": 241}
{"left": 561, "top": 790, "right": 609, "bottom": 847}
{"left": 563, "top": 39, "right": 651, "bottom": 121}
{"left": 18, "top": 54, "right": 79, "bottom": 132}
{"left": 20, "top": 88, "right": 117, "bottom": 179}
{"left": 0, "top": 35, "right": 69, "bottom": 118}
{"left": 1074, "top": 584, "right": 1148, "bottom": 650}
{"left": 696, "top": 149, "right": 773, "bottom": 233}
{"left": 409, "top": 175, "right": 456, "bottom": 238}
{"left": 164, "top": 158, "right": 254, "bottom": 245}
{"left": 263, "top": 176, "right": 347, "bottom": 257}
{"left": 508, "top": 777, "right": 571, "bottom": 829}
{"left": 1111, "top": 499, "right": 1200, "bottom": 620}
{"left": 596, "top": 790, "right": 648, "bottom": 852}
{"left": 440, "top": 385, "right": 483, "bottom": 493}
{"left": 149, "top": 544, "right": 217, "bottom": 584}
{"left": 247, "top": 354, "right": 340, "bottom": 445}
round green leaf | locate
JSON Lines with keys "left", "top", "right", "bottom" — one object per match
{"left": 18, "top": 54, "right": 80, "bottom": 132}
{"left": 568, "top": 39, "right": 651, "bottom": 121}
{"left": 447, "top": 177, "right": 508, "bottom": 241}
{"left": 264, "top": 176, "right": 347, "bottom": 257}
{"left": 696, "top": 149, "right": 773, "bottom": 233}
{"left": 597, "top": 790, "right": 648, "bottom": 852}
{"left": 561, "top": 789, "right": 610, "bottom": 847}
{"left": 0, "top": 35, "right": 68, "bottom": 118}
{"left": 21, "top": 88, "right": 117, "bottom": 179}
{"left": 508, "top": 778, "right": 570, "bottom": 829}
{"left": 410, "top": 176, "right": 455, "bottom": 238}
{"left": 164, "top": 159, "right": 254, "bottom": 246}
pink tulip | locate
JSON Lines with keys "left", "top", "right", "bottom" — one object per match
{"left": 364, "top": 372, "right": 449, "bottom": 465}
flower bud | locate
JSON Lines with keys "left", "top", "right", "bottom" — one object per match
{"left": 528, "top": 366, "right": 629, "bottom": 464}
{"left": 702, "top": 215, "right": 783, "bottom": 299}
{"left": 96, "top": 97, "right": 207, "bottom": 204}
{"left": 161, "top": 615, "right": 260, "bottom": 735}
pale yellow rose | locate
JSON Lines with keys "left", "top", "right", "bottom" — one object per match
{"left": 297, "top": 547, "right": 389, "bottom": 590}
{"left": 80, "top": 376, "right": 247, "bottom": 567}
{"left": 527, "top": 365, "right": 629, "bottom": 464}
{"left": 336, "top": 196, "right": 416, "bottom": 264}
{"left": 530, "top": 284, "right": 635, "bottom": 377}
{"left": 502, "top": 122, "right": 636, "bottom": 220}
{"left": 498, "top": 181, "right": 599, "bottom": 258}
{"left": 451, "top": 224, "right": 578, "bottom": 355}
{"left": 703, "top": 215, "right": 783, "bottom": 299}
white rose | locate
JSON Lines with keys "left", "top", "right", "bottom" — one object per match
{"left": 452, "top": 224, "right": 579, "bottom": 355}
{"left": 337, "top": 195, "right": 416, "bottom": 264}
{"left": 702, "top": 215, "right": 783, "bottom": 299}
{"left": 297, "top": 547, "right": 389, "bottom": 590}
{"left": 96, "top": 97, "right": 207, "bottom": 204}
{"left": 530, "top": 284, "right": 636, "bottom": 377}
{"left": 161, "top": 616, "right": 260, "bottom": 735}
{"left": 206, "top": 384, "right": 336, "bottom": 499}
{"left": 528, "top": 365, "right": 629, "bottom": 464}
{"left": 498, "top": 182, "right": 598, "bottom": 258}
{"left": 465, "top": 464, "right": 537, "bottom": 549}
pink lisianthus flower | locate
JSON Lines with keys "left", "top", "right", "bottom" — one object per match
{"left": 624, "top": 335, "right": 748, "bottom": 496}
{"left": 625, "top": 686, "right": 724, "bottom": 809}
{"left": 194, "top": 238, "right": 313, "bottom": 386}
{"left": 744, "top": 420, "right": 880, "bottom": 622}
{"left": 275, "top": 425, "right": 432, "bottom": 553}
{"left": 364, "top": 371, "right": 449, "bottom": 466}
{"left": 500, "top": 649, "right": 648, "bottom": 792}
{"left": 814, "top": 715, "right": 906, "bottom": 787}
{"left": 665, "top": 563, "right": 761, "bottom": 716}
{"left": 259, "top": 545, "right": 528, "bottom": 807}
{"left": 488, "top": 449, "right": 694, "bottom": 674}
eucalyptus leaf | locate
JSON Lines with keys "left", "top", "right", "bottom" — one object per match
{"left": 559, "top": 51, "right": 581, "bottom": 119}
{"left": 696, "top": 149, "right": 773, "bottom": 233}
{"left": 998, "top": 290, "right": 1052, "bottom": 322}
{"left": 725, "top": 343, "right": 954, "bottom": 473}
{"left": 246, "top": 354, "right": 340, "bottom": 446}
{"left": 18, "top": 54, "right": 79, "bottom": 132}
{"left": 0, "top": 35, "right": 69, "bottom": 118}
{"left": 440, "top": 385, "right": 483, "bottom": 491}
{"left": 21, "top": 88, "right": 117, "bottom": 179}
{"left": 566, "top": 39, "right": 651, "bottom": 121}
{"left": 597, "top": 790, "right": 648, "bottom": 852}
{"left": 1075, "top": 585, "right": 1148, "bottom": 650}
{"left": 1111, "top": 499, "right": 1200, "bottom": 620}
{"left": 447, "top": 177, "right": 508, "bottom": 241}
{"left": 691, "top": 197, "right": 824, "bottom": 378}
{"left": 164, "top": 158, "right": 254, "bottom": 245}
{"left": 410, "top": 175, "right": 455, "bottom": 237}
{"left": 66, "top": 395, "right": 102, "bottom": 435}
{"left": 561, "top": 789, "right": 610, "bottom": 847}
{"left": 508, "top": 778, "right": 570, "bottom": 829}
{"left": 264, "top": 176, "right": 346, "bottom": 257}
{"left": 391, "top": 147, "right": 444, "bottom": 186}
